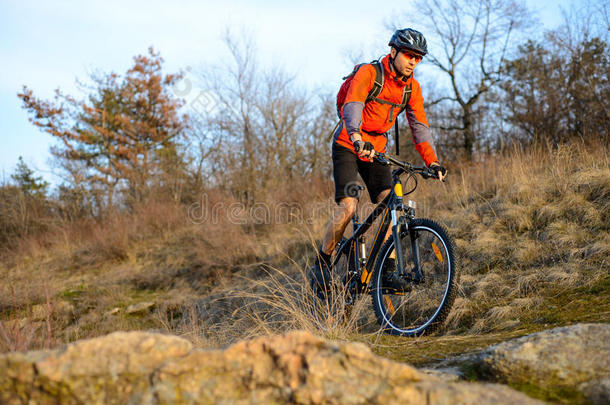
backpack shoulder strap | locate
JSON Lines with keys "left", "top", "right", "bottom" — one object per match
{"left": 398, "top": 82, "right": 412, "bottom": 113}
{"left": 366, "top": 60, "right": 412, "bottom": 112}
{"left": 395, "top": 81, "right": 412, "bottom": 154}
{"left": 366, "top": 60, "right": 384, "bottom": 103}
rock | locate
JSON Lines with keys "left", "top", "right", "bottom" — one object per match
{"left": 473, "top": 323, "right": 609, "bottom": 403}
{"left": 579, "top": 379, "right": 610, "bottom": 405}
{"left": 125, "top": 301, "right": 155, "bottom": 315}
{"left": 0, "top": 330, "right": 541, "bottom": 404}
{"left": 421, "top": 366, "right": 464, "bottom": 382}
{"left": 104, "top": 307, "right": 121, "bottom": 317}
{"left": 0, "top": 332, "right": 192, "bottom": 405}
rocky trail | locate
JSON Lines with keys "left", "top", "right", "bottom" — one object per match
{"left": 1, "top": 323, "right": 607, "bottom": 404}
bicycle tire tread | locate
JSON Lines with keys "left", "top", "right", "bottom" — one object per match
{"left": 370, "top": 218, "right": 459, "bottom": 336}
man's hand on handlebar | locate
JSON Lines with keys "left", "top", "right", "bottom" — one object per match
{"left": 429, "top": 162, "right": 447, "bottom": 182}
{"left": 350, "top": 133, "right": 447, "bottom": 181}
{"left": 373, "top": 153, "right": 448, "bottom": 183}
{"left": 353, "top": 140, "right": 376, "bottom": 161}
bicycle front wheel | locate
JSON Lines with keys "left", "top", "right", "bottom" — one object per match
{"left": 371, "top": 218, "right": 458, "bottom": 336}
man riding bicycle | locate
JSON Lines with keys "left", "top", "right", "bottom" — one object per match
{"left": 311, "top": 28, "right": 447, "bottom": 290}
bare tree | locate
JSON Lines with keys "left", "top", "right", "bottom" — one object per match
{"left": 500, "top": 1, "right": 609, "bottom": 144}
{"left": 395, "top": 0, "right": 532, "bottom": 159}
{"left": 195, "top": 31, "right": 333, "bottom": 202}
{"left": 305, "top": 92, "right": 335, "bottom": 178}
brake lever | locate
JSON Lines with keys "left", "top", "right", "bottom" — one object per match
{"left": 421, "top": 170, "right": 433, "bottom": 179}
{"left": 426, "top": 168, "right": 447, "bottom": 182}
{"left": 422, "top": 167, "right": 444, "bottom": 181}
{"left": 373, "top": 153, "right": 390, "bottom": 166}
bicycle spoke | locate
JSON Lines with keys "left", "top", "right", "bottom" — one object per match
{"left": 371, "top": 219, "right": 457, "bottom": 336}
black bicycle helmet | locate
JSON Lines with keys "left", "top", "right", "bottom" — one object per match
{"left": 388, "top": 28, "right": 428, "bottom": 56}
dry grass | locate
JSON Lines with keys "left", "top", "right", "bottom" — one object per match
{"left": 153, "top": 244, "right": 383, "bottom": 348}
{"left": 416, "top": 140, "right": 610, "bottom": 336}
{"left": 0, "top": 140, "right": 608, "bottom": 359}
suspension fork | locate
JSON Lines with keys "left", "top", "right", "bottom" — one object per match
{"left": 409, "top": 227, "right": 424, "bottom": 282}
{"left": 393, "top": 215, "right": 424, "bottom": 281}
{"left": 391, "top": 208, "right": 407, "bottom": 277}
{"left": 390, "top": 181, "right": 408, "bottom": 278}
{"left": 390, "top": 189, "right": 423, "bottom": 282}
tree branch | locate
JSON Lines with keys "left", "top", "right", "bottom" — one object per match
{"left": 425, "top": 96, "right": 458, "bottom": 107}
{"left": 433, "top": 124, "right": 466, "bottom": 131}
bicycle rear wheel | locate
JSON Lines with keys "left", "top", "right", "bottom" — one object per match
{"left": 371, "top": 218, "right": 458, "bottom": 336}
{"left": 310, "top": 240, "right": 357, "bottom": 330}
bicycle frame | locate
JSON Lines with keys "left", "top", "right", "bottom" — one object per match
{"left": 315, "top": 155, "right": 453, "bottom": 336}
{"left": 332, "top": 165, "right": 416, "bottom": 290}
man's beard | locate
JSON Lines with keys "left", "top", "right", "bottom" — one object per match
{"left": 392, "top": 58, "right": 412, "bottom": 79}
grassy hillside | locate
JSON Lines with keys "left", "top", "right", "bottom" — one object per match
{"left": 1, "top": 141, "right": 608, "bottom": 364}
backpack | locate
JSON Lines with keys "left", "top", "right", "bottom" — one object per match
{"left": 335, "top": 60, "right": 412, "bottom": 154}
{"left": 336, "top": 60, "right": 412, "bottom": 123}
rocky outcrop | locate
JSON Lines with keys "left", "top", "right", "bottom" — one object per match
{"left": 471, "top": 323, "right": 609, "bottom": 404}
{"left": 0, "top": 330, "right": 541, "bottom": 405}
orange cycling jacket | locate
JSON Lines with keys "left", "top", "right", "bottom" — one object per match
{"left": 334, "top": 54, "right": 438, "bottom": 166}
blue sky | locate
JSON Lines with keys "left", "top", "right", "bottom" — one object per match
{"left": 0, "top": 0, "right": 571, "bottom": 186}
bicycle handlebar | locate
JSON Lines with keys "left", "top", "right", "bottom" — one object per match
{"left": 374, "top": 152, "right": 441, "bottom": 180}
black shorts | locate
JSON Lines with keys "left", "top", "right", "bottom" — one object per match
{"left": 332, "top": 143, "right": 392, "bottom": 204}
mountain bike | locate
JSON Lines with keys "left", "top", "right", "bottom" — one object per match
{"left": 310, "top": 153, "right": 458, "bottom": 336}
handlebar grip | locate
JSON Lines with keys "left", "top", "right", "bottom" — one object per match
{"left": 425, "top": 167, "right": 447, "bottom": 182}
{"left": 423, "top": 168, "right": 442, "bottom": 180}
